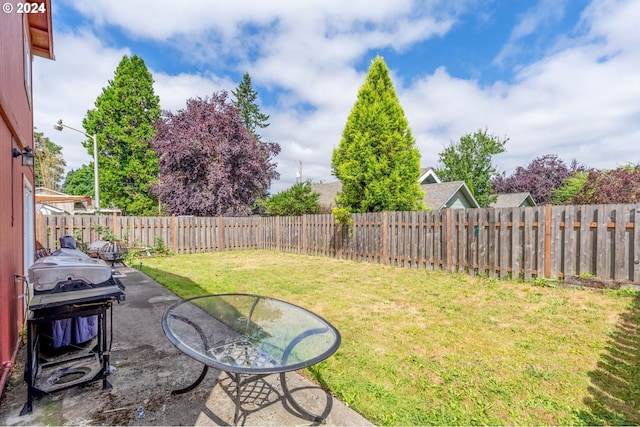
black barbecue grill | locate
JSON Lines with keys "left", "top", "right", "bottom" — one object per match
{"left": 21, "top": 235, "right": 125, "bottom": 415}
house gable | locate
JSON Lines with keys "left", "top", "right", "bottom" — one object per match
{"left": 421, "top": 181, "right": 479, "bottom": 210}
{"left": 492, "top": 192, "right": 537, "bottom": 208}
{"left": 418, "top": 167, "right": 441, "bottom": 184}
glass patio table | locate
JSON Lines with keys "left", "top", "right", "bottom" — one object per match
{"left": 161, "top": 293, "right": 341, "bottom": 424}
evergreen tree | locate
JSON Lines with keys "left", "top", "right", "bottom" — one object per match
{"left": 331, "top": 56, "right": 424, "bottom": 213}
{"left": 83, "top": 54, "right": 161, "bottom": 215}
{"left": 436, "top": 128, "right": 507, "bottom": 208}
{"left": 34, "top": 129, "right": 66, "bottom": 190}
{"left": 231, "top": 72, "right": 270, "bottom": 142}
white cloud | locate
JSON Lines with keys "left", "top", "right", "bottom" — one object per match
{"left": 152, "top": 72, "right": 235, "bottom": 113}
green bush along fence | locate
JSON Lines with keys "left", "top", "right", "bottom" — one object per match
{"left": 37, "top": 203, "right": 640, "bottom": 283}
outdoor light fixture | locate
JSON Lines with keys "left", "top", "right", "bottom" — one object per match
{"left": 12, "top": 146, "right": 35, "bottom": 167}
{"left": 54, "top": 119, "right": 100, "bottom": 211}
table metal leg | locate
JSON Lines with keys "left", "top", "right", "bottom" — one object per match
{"left": 168, "top": 313, "right": 211, "bottom": 396}
{"left": 171, "top": 364, "right": 209, "bottom": 395}
{"left": 279, "top": 372, "right": 325, "bottom": 423}
{"left": 232, "top": 373, "right": 242, "bottom": 425}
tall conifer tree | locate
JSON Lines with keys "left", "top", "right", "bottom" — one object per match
{"left": 83, "top": 54, "right": 161, "bottom": 215}
{"left": 331, "top": 56, "right": 423, "bottom": 212}
{"left": 231, "top": 72, "right": 270, "bottom": 142}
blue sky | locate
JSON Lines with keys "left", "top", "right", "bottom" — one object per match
{"left": 33, "top": 0, "right": 640, "bottom": 194}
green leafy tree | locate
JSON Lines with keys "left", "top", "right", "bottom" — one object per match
{"left": 331, "top": 56, "right": 424, "bottom": 213}
{"left": 551, "top": 171, "right": 589, "bottom": 204}
{"left": 83, "top": 54, "right": 161, "bottom": 215}
{"left": 231, "top": 72, "right": 270, "bottom": 142}
{"left": 436, "top": 128, "right": 507, "bottom": 207}
{"left": 62, "top": 165, "right": 94, "bottom": 197}
{"left": 34, "top": 129, "right": 66, "bottom": 190}
{"left": 261, "top": 181, "right": 320, "bottom": 216}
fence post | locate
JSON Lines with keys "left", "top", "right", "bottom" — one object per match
{"left": 218, "top": 216, "right": 224, "bottom": 251}
{"left": 112, "top": 211, "right": 117, "bottom": 239}
{"left": 445, "top": 208, "right": 453, "bottom": 272}
{"left": 301, "top": 215, "right": 307, "bottom": 254}
{"left": 36, "top": 212, "right": 43, "bottom": 246}
{"left": 544, "top": 204, "right": 552, "bottom": 278}
{"left": 382, "top": 211, "right": 388, "bottom": 265}
{"left": 171, "top": 214, "right": 177, "bottom": 253}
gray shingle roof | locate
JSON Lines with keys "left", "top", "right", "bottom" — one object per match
{"left": 311, "top": 179, "right": 480, "bottom": 211}
{"left": 310, "top": 182, "right": 342, "bottom": 208}
{"left": 421, "top": 181, "right": 470, "bottom": 210}
{"left": 491, "top": 192, "right": 536, "bottom": 207}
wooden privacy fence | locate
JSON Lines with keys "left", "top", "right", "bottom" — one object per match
{"left": 37, "top": 203, "right": 640, "bottom": 283}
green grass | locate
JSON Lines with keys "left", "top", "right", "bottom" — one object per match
{"left": 138, "top": 250, "right": 640, "bottom": 426}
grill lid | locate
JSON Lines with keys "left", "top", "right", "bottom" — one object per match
{"left": 29, "top": 248, "right": 113, "bottom": 292}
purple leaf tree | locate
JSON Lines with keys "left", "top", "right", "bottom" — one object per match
{"left": 152, "top": 92, "right": 280, "bottom": 216}
{"left": 572, "top": 164, "right": 640, "bottom": 204}
{"left": 493, "top": 154, "right": 584, "bottom": 204}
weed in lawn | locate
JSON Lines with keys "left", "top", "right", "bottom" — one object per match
{"left": 525, "top": 364, "right": 556, "bottom": 380}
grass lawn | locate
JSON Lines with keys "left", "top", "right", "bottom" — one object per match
{"left": 137, "top": 250, "right": 640, "bottom": 426}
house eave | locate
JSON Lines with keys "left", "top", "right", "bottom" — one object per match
{"left": 28, "top": 1, "right": 54, "bottom": 60}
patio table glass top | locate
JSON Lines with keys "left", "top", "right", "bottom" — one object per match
{"left": 162, "top": 294, "right": 341, "bottom": 375}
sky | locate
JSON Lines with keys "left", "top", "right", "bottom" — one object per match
{"left": 32, "top": 0, "right": 640, "bottom": 194}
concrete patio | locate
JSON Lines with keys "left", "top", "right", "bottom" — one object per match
{"left": 0, "top": 268, "right": 372, "bottom": 426}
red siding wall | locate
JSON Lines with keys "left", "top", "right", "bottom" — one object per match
{"left": 0, "top": 11, "right": 35, "bottom": 394}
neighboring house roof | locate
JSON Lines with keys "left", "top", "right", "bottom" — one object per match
{"left": 35, "top": 188, "right": 94, "bottom": 215}
{"left": 491, "top": 192, "right": 536, "bottom": 208}
{"left": 421, "top": 181, "right": 480, "bottom": 210}
{"left": 35, "top": 191, "right": 93, "bottom": 206}
{"left": 36, "top": 203, "right": 68, "bottom": 215}
{"left": 311, "top": 182, "right": 342, "bottom": 208}
{"left": 419, "top": 167, "right": 441, "bottom": 184}
{"left": 311, "top": 179, "right": 480, "bottom": 211}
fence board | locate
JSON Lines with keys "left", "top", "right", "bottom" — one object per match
{"left": 550, "top": 206, "right": 562, "bottom": 279}
{"left": 614, "top": 205, "right": 626, "bottom": 280}
{"left": 459, "top": 209, "right": 467, "bottom": 273}
{"left": 522, "top": 208, "right": 533, "bottom": 281}
{"left": 596, "top": 205, "right": 611, "bottom": 278}
{"left": 498, "top": 208, "right": 508, "bottom": 279}
{"left": 633, "top": 205, "right": 640, "bottom": 283}
{"left": 563, "top": 205, "right": 576, "bottom": 277}
{"left": 510, "top": 208, "right": 521, "bottom": 279}
{"left": 467, "top": 209, "right": 478, "bottom": 276}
